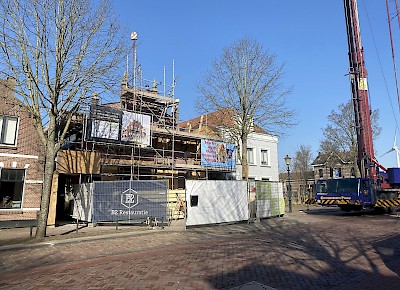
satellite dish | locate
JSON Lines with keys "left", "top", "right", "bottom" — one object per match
{"left": 130, "top": 32, "right": 138, "bottom": 41}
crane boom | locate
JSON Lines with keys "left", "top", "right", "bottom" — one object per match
{"left": 344, "top": 0, "right": 376, "bottom": 179}
{"left": 310, "top": 0, "right": 400, "bottom": 213}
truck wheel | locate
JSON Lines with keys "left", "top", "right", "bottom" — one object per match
{"left": 374, "top": 207, "right": 387, "bottom": 214}
{"left": 339, "top": 205, "right": 351, "bottom": 212}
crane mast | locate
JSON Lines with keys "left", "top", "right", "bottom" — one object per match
{"left": 310, "top": 0, "right": 400, "bottom": 213}
{"left": 344, "top": 0, "right": 376, "bottom": 180}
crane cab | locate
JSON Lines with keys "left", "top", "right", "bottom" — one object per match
{"left": 314, "top": 178, "right": 374, "bottom": 211}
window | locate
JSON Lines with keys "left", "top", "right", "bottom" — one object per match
{"left": 260, "top": 149, "right": 269, "bottom": 165}
{"left": 247, "top": 148, "right": 254, "bottom": 164}
{"left": 319, "top": 169, "right": 323, "bottom": 178}
{"left": 190, "top": 195, "right": 198, "bottom": 207}
{"left": 0, "top": 116, "right": 19, "bottom": 146}
{"left": 0, "top": 168, "right": 25, "bottom": 209}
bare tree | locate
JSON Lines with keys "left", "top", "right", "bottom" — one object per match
{"left": 0, "top": 0, "right": 126, "bottom": 239}
{"left": 319, "top": 100, "right": 381, "bottom": 176}
{"left": 293, "top": 145, "right": 313, "bottom": 202}
{"left": 197, "top": 37, "right": 295, "bottom": 179}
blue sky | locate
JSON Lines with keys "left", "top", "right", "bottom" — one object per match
{"left": 112, "top": 0, "right": 400, "bottom": 171}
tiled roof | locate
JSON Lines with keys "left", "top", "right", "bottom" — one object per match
{"left": 311, "top": 151, "right": 352, "bottom": 166}
{"left": 179, "top": 108, "right": 268, "bottom": 134}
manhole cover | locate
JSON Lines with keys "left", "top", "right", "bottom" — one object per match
{"left": 230, "top": 281, "right": 277, "bottom": 290}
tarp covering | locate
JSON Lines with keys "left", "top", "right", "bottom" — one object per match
{"left": 185, "top": 180, "right": 248, "bottom": 226}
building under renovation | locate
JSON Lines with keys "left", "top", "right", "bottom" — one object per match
{"left": 50, "top": 63, "right": 236, "bottom": 224}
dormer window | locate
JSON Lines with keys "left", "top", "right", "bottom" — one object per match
{"left": 0, "top": 116, "right": 19, "bottom": 146}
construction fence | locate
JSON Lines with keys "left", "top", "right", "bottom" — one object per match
{"left": 72, "top": 179, "right": 285, "bottom": 227}
{"left": 73, "top": 180, "right": 168, "bottom": 224}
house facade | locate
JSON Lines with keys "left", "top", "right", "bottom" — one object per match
{"left": 239, "top": 131, "right": 279, "bottom": 181}
{"left": 181, "top": 109, "right": 280, "bottom": 182}
{"left": 311, "top": 151, "right": 355, "bottom": 181}
{"left": 0, "top": 78, "right": 44, "bottom": 221}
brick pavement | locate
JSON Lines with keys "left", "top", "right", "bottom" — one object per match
{"left": 0, "top": 206, "right": 399, "bottom": 290}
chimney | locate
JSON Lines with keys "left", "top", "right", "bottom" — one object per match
{"left": 91, "top": 93, "right": 100, "bottom": 105}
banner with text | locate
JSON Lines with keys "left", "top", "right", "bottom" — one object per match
{"left": 92, "top": 180, "right": 168, "bottom": 223}
{"left": 201, "top": 139, "right": 236, "bottom": 169}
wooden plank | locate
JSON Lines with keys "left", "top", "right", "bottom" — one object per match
{"left": 57, "top": 150, "right": 101, "bottom": 174}
{"left": 47, "top": 172, "right": 58, "bottom": 228}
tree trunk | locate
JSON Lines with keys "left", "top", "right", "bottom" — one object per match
{"left": 35, "top": 122, "right": 57, "bottom": 240}
{"left": 241, "top": 135, "right": 248, "bottom": 180}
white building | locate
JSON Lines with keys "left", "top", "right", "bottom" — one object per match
{"left": 181, "top": 109, "right": 279, "bottom": 182}
{"left": 236, "top": 131, "right": 279, "bottom": 181}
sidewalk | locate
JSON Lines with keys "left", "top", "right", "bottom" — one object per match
{"left": 0, "top": 205, "right": 314, "bottom": 251}
{"left": 0, "top": 218, "right": 187, "bottom": 249}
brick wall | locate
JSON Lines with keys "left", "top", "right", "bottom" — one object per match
{"left": 313, "top": 163, "right": 355, "bottom": 180}
{"left": 0, "top": 78, "right": 44, "bottom": 220}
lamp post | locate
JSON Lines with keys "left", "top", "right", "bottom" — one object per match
{"left": 284, "top": 154, "right": 292, "bottom": 213}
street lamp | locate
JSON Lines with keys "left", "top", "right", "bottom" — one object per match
{"left": 284, "top": 154, "right": 292, "bottom": 213}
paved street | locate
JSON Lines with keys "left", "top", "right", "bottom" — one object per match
{"left": 0, "top": 206, "right": 399, "bottom": 290}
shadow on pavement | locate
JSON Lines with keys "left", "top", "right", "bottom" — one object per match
{"left": 302, "top": 206, "right": 398, "bottom": 217}
{"left": 206, "top": 219, "right": 400, "bottom": 290}
{"left": 373, "top": 233, "right": 400, "bottom": 277}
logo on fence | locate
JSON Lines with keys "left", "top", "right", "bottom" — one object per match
{"left": 121, "top": 188, "right": 139, "bottom": 208}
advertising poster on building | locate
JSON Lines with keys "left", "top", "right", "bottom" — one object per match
{"left": 91, "top": 119, "right": 119, "bottom": 140}
{"left": 201, "top": 139, "right": 236, "bottom": 169}
{"left": 90, "top": 105, "right": 121, "bottom": 141}
{"left": 121, "top": 111, "right": 151, "bottom": 146}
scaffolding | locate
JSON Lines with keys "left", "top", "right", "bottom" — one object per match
{"left": 57, "top": 33, "right": 235, "bottom": 190}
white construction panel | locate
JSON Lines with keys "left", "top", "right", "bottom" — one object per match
{"left": 185, "top": 180, "right": 248, "bottom": 226}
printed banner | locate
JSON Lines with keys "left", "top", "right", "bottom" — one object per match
{"left": 91, "top": 119, "right": 119, "bottom": 140}
{"left": 90, "top": 105, "right": 121, "bottom": 140}
{"left": 201, "top": 139, "right": 236, "bottom": 169}
{"left": 92, "top": 180, "right": 168, "bottom": 222}
{"left": 89, "top": 105, "right": 151, "bottom": 145}
{"left": 121, "top": 111, "right": 151, "bottom": 146}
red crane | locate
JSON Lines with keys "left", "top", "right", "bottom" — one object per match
{"left": 343, "top": 0, "right": 376, "bottom": 180}
{"left": 311, "top": 0, "right": 400, "bottom": 212}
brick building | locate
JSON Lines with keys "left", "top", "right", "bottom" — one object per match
{"left": 0, "top": 78, "right": 44, "bottom": 220}
{"left": 311, "top": 151, "right": 355, "bottom": 180}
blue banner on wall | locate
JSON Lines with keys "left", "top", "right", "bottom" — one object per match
{"left": 201, "top": 139, "right": 236, "bottom": 169}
